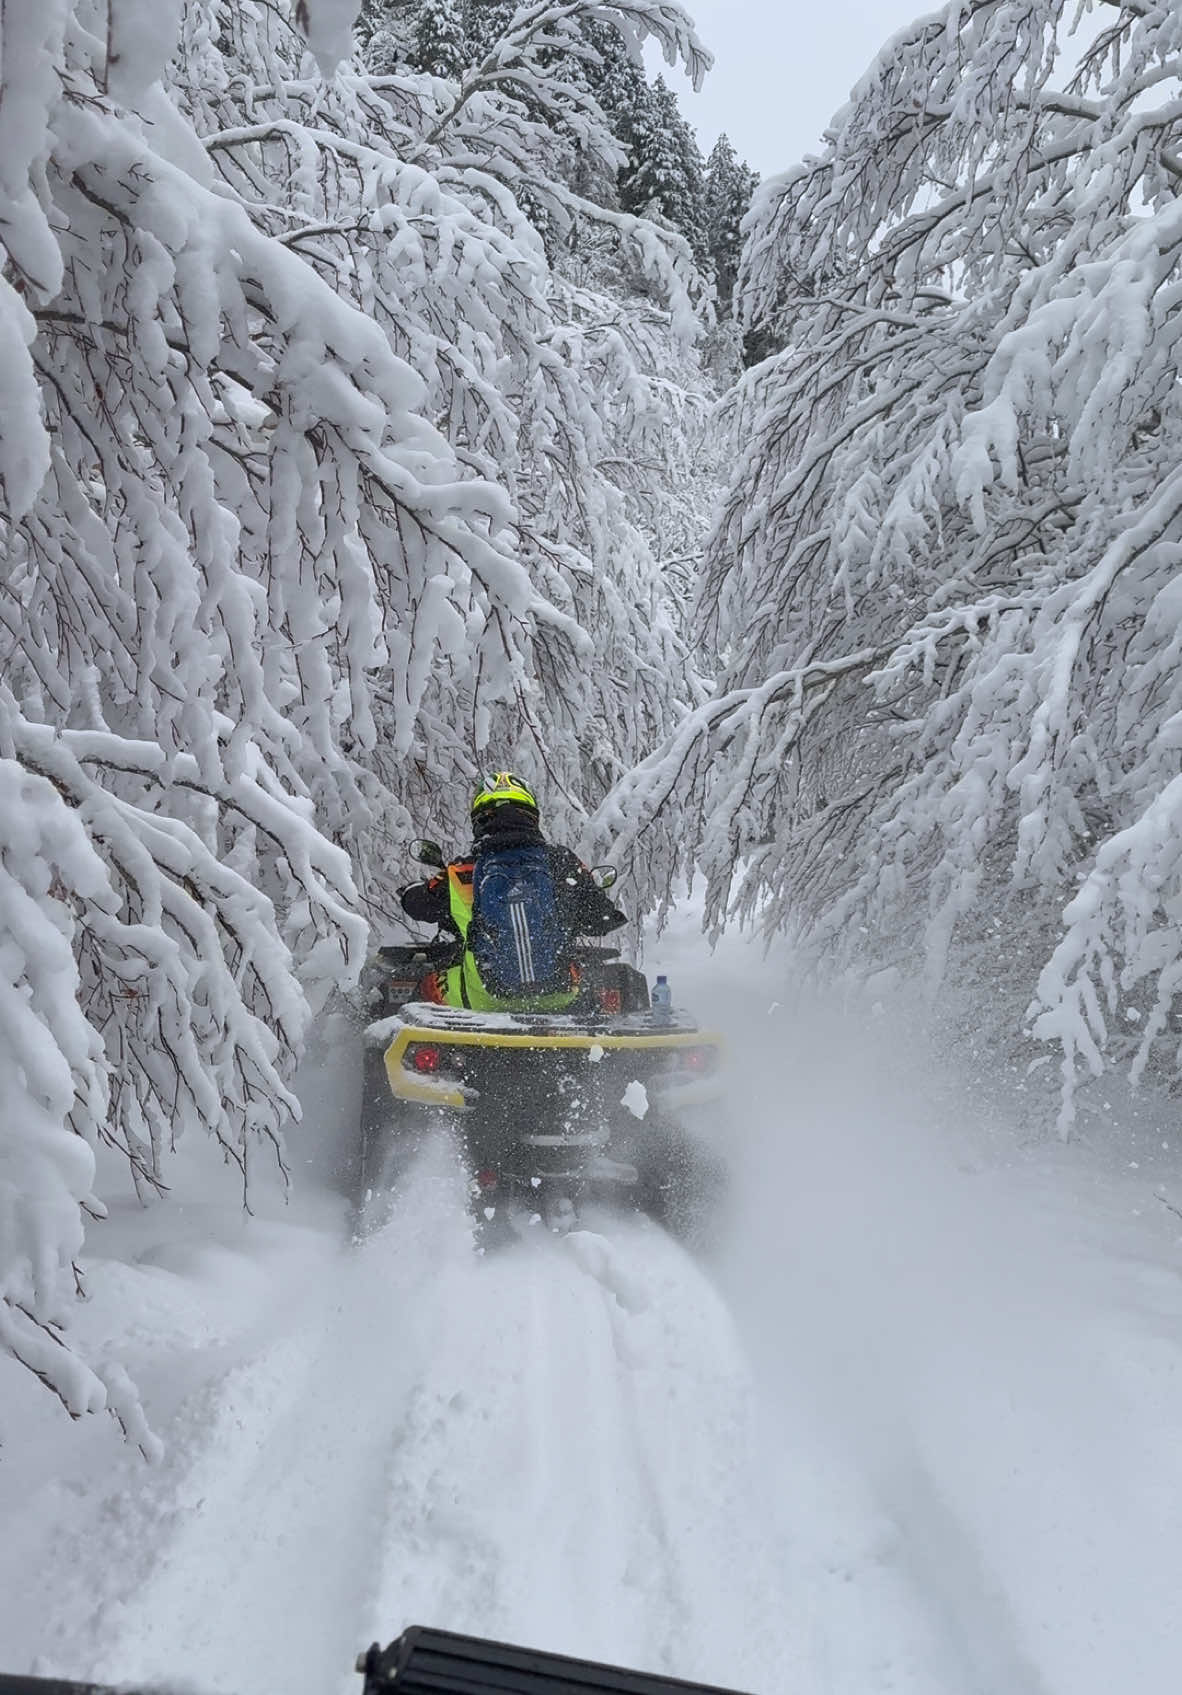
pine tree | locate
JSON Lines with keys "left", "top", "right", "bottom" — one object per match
{"left": 359, "top": 0, "right": 418, "bottom": 68}
{"left": 463, "top": 0, "right": 518, "bottom": 58}
{"left": 703, "top": 133, "right": 757, "bottom": 311}
{"left": 411, "top": 0, "right": 468, "bottom": 77}
{"left": 356, "top": 0, "right": 411, "bottom": 45}
{"left": 617, "top": 76, "right": 706, "bottom": 259}
{"left": 583, "top": 15, "right": 647, "bottom": 130}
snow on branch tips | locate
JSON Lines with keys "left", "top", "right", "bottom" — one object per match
{"left": 293, "top": 0, "right": 365, "bottom": 76}
{"left": 0, "top": 745, "right": 154, "bottom": 1452}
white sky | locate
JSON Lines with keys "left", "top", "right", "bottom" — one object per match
{"left": 659, "top": 0, "right": 926, "bottom": 176}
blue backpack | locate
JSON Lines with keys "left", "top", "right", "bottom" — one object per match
{"left": 469, "top": 843, "right": 570, "bottom": 997}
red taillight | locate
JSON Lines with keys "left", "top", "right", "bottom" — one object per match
{"left": 405, "top": 1043, "right": 442, "bottom": 1074}
{"left": 679, "top": 1046, "right": 716, "bottom": 1075}
{"left": 475, "top": 1168, "right": 499, "bottom": 1191}
{"left": 598, "top": 987, "right": 623, "bottom": 1014}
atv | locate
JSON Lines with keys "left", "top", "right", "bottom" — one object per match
{"left": 357, "top": 846, "right": 725, "bottom": 1239}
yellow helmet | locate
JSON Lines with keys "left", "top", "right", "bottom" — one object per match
{"left": 471, "top": 770, "right": 538, "bottom": 816}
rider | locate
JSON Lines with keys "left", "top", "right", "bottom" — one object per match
{"left": 400, "top": 772, "right": 625, "bottom": 1011}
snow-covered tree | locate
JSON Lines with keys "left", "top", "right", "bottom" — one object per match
{"left": 702, "top": 133, "right": 757, "bottom": 312}
{"left": 1, "top": 0, "right": 711, "bottom": 1423}
{"left": 597, "top": 0, "right": 1182, "bottom": 1127}
{"left": 410, "top": 0, "right": 468, "bottom": 76}
{"left": 195, "top": 0, "right": 711, "bottom": 837}
{"left": 463, "top": 0, "right": 519, "bottom": 57}
{"left": 357, "top": 0, "right": 418, "bottom": 70}
{"left": 617, "top": 75, "right": 707, "bottom": 259}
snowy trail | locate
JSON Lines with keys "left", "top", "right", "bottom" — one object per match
{"left": 9, "top": 923, "right": 1182, "bottom": 1695}
{"left": 35, "top": 1237, "right": 417, "bottom": 1695}
{"left": 17, "top": 1139, "right": 800, "bottom": 1694}
{"left": 700, "top": 941, "right": 1182, "bottom": 1695}
{"left": 356, "top": 1183, "right": 800, "bottom": 1690}
{"left": 23, "top": 1132, "right": 1028, "bottom": 1695}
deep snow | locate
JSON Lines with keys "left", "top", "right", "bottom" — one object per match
{"left": 4, "top": 914, "right": 1182, "bottom": 1694}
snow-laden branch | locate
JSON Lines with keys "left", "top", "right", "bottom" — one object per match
{"left": 608, "top": 0, "right": 1182, "bottom": 1121}
{"left": 2, "top": 0, "right": 714, "bottom": 1423}
{"left": 592, "top": 644, "right": 889, "bottom": 916}
{"left": 408, "top": 0, "right": 710, "bottom": 157}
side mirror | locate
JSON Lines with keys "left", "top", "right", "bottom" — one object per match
{"left": 411, "top": 838, "right": 446, "bottom": 869}
{"left": 591, "top": 865, "right": 617, "bottom": 890}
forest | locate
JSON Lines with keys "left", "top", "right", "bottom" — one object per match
{"left": 4, "top": 0, "right": 1182, "bottom": 1427}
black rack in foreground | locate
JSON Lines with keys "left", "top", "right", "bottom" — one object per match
{"left": 359, "top": 1626, "right": 750, "bottom": 1693}
{"left": 0, "top": 1625, "right": 752, "bottom": 1695}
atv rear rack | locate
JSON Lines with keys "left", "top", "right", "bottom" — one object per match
{"left": 377, "top": 1002, "right": 724, "bottom": 1111}
{"left": 383, "top": 1000, "right": 708, "bottom": 1038}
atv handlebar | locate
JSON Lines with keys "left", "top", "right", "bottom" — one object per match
{"left": 357, "top": 1626, "right": 748, "bottom": 1692}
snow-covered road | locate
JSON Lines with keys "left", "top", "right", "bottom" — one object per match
{"left": 3, "top": 1137, "right": 799, "bottom": 1693}
{"left": 5, "top": 921, "right": 1182, "bottom": 1695}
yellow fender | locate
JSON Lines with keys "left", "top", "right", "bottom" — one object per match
{"left": 383, "top": 1020, "right": 724, "bottom": 1110}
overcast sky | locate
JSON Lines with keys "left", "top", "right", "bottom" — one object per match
{"left": 659, "top": 0, "right": 925, "bottom": 177}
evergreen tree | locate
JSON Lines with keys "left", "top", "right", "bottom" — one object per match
{"left": 703, "top": 133, "right": 757, "bottom": 311}
{"left": 582, "top": 14, "right": 648, "bottom": 129}
{"left": 357, "top": 0, "right": 418, "bottom": 69}
{"left": 618, "top": 77, "right": 706, "bottom": 259}
{"left": 463, "top": 0, "right": 518, "bottom": 58}
{"left": 411, "top": 0, "right": 468, "bottom": 76}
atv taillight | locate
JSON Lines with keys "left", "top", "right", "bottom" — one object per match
{"left": 475, "top": 1168, "right": 499, "bottom": 1191}
{"left": 598, "top": 987, "right": 623, "bottom": 1014}
{"left": 405, "top": 1043, "right": 442, "bottom": 1074}
{"left": 679, "top": 1046, "right": 718, "bottom": 1075}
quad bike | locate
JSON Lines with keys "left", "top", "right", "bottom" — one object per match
{"left": 357, "top": 846, "right": 725, "bottom": 1239}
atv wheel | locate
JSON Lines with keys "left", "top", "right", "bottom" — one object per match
{"left": 355, "top": 1047, "right": 429, "bottom": 1228}
{"left": 543, "top": 1192, "right": 579, "bottom": 1234}
{"left": 638, "top": 1117, "right": 726, "bottom": 1248}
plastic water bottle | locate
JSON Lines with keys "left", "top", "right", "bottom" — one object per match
{"left": 651, "top": 974, "right": 673, "bottom": 1023}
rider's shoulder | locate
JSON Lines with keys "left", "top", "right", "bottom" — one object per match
{"left": 547, "top": 842, "right": 586, "bottom": 871}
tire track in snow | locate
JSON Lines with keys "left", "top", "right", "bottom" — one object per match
{"left": 23, "top": 1135, "right": 799, "bottom": 1695}
{"left": 359, "top": 1230, "right": 684, "bottom": 1666}
{"left": 564, "top": 1226, "right": 692, "bottom": 1673}
{"left": 46, "top": 1147, "right": 475, "bottom": 1695}
{"left": 874, "top": 1445, "right": 1055, "bottom": 1695}
{"left": 358, "top": 1191, "right": 800, "bottom": 1692}
{"left": 79, "top": 1261, "right": 408, "bottom": 1695}
{"left": 564, "top": 1219, "right": 799, "bottom": 1689}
